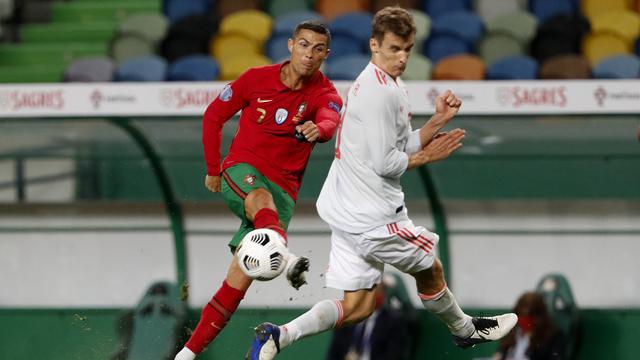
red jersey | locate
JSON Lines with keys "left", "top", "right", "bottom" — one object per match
{"left": 203, "top": 62, "right": 343, "bottom": 201}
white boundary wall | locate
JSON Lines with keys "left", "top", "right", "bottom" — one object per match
{"left": 0, "top": 80, "right": 639, "bottom": 117}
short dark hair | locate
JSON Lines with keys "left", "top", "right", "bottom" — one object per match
{"left": 293, "top": 20, "right": 331, "bottom": 47}
{"left": 372, "top": 6, "right": 416, "bottom": 44}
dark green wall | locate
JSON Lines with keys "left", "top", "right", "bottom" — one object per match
{"left": 1, "top": 308, "right": 639, "bottom": 360}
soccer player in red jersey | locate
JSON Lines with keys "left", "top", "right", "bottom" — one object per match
{"left": 173, "top": 20, "right": 342, "bottom": 360}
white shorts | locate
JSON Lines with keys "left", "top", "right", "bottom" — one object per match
{"left": 325, "top": 219, "right": 439, "bottom": 291}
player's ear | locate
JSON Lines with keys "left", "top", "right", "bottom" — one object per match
{"left": 287, "top": 38, "right": 293, "bottom": 53}
{"left": 370, "top": 38, "right": 378, "bottom": 53}
{"left": 325, "top": 48, "right": 331, "bottom": 60}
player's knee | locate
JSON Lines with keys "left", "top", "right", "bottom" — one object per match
{"left": 244, "top": 188, "right": 275, "bottom": 216}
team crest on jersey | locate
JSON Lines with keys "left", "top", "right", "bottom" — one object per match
{"left": 219, "top": 84, "right": 233, "bottom": 102}
{"left": 274, "top": 108, "right": 288, "bottom": 125}
{"left": 291, "top": 101, "right": 307, "bottom": 124}
{"left": 243, "top": 174, "right": 256, "bottom": 186}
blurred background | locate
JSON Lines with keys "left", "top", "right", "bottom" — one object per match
{"left": 0, "top": 0, "right": 639, "bottom": 359}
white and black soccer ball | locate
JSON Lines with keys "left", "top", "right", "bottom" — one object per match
{"left": 236, "top": 228, "right": 287, "bottom": 281}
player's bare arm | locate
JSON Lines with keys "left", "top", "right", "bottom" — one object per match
{"left": 204, "top": 174, "right": 221, "bottom": 193}
{"left": 418, "top": 90, "right": 462, "bottom": 146}
{"left": 407, "top": 128, "right": 465, "bottom": 169}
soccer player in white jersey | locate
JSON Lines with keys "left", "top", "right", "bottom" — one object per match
{"left": 245, "top": 7, "right": 517, "bottom": 360}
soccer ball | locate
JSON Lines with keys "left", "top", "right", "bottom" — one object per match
{"left": 236, "top": 228, "right": 288, "bottom": 281}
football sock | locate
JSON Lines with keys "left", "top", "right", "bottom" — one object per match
{"left": 420, "top": 286, "right": 474, "bottom": 338}
{"left": 279, "top": 300, "right": 343, "bottom": 348}
{"left": 253, "top": 208, "right": 287, "bottom": 242}
{"left": 174, "top": 347, "right": 195, "bottom": 360}
{"left": 185, "top": 281, "right": 246, "bottom": 354}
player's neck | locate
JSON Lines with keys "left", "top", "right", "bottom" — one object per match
{"left": 280, "top": 63, "right": 311, "bottom": 91}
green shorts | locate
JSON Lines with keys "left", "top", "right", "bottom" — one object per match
{"left": 221, "top": 163, "right": 295, "bottom": 253}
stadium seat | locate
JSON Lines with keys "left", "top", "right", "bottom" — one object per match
{"left": 118, "top": 13, "right": 169, "bottom": 45}
{"left": 535, "top": 274, "right": 580, "bottom": 360}
{"left": 266, "top": 0, "right": 311, "bottom": 18}
{"left": 583, "top": 32, "right": 631, "bottom": 65}
{"left": 326, "top": 34, "right": 367, "bottom": 63}
{"left": 581, "top": 0, "right": 628, "bottom": 21}
{"left": 210, "top": 33, "right": 262, "bottom": 62}
{"left": 110, "top": 34, "right": 156, "bottom": 63}
{"left": 0, "top": 42, "right": 107, "bottom": 67}
{"left": 51, "top": 1, "right": 160, "bottom": 23}
{"left": 486, "top": 55, "right": 538, "bottom": 79}
{"left": 410, "top": 9, "right": 431, "bottom": 54}
{"left": 486, "top": 10, "right": 538, "bottom": 44}
{"left": 422, "top": 0, "right": 470, "bottom": 17}
{"left": 637, "top": 38, "right": 640, "bottom": 56}
{"left": 218, "top": 53, "right": 271, "bottom": 80}
{"left": 403, "top": 53, "right": 432, "bottom": 80}
{"left": 592, "top": 54, "right": 640, "bottom": 78}
{"left": 530, "top": 15, "right": 590, "bottom": 63}
{"left": 273, "top": 10, "right": 323, "bottom": 36}
{"left": 590, "top": 10, "right": 640, "bottom": 44}
{"left": 163, "top": 0, "right": 212, "bottom": 23}
{"left": 219, "top": 10, "right": 273, "bottom": 47}
{"left": 316, "top": 0, "right": 369, "bottom": 21}
{"left": 160, "top": 14, "right": 218, "bottom": 62}
{"left": 423, "top": 33, "right": 472, "bottom": 64}
{"left": 64, "top": 56, "right": 115, "bottom": 82}
{"left": 473, "top": 0, "right": 521, "bottom": 23}
{"left": 539, "top": 54, "right": 591, "bottom": 79}
{"left": 432, "top": 54, "right": 485, "bottom": 80}
{"left": 217, "top": 0, "right": 261, "bottom": 19}
{"left": 0, "top": 0, "right": 14, "bottom": 21}
{"left": 265, "top": 34, "right": 291, "bottom": 62}
{"left": 115, "top": 55, "right": 168, "bottom": 81}
{"left": 20, "top": 22, "right": 116, "bottom": 43}
{"left": 528, "top": 0, "right": 574, "bottom": 22}
{"left": 0, "top": 65, "right": 65, "bottom": 83}
{"left": 478, "top": 32, "right": 524, "bottom": 66}
{"left": 431, "top": 10, "right": 484, "bottom": 45}
{"left": 168, "top": 55, "right": 220, "bottom": 81}
{"left": 326, "top": 54, "right": 370, "bottom": 80}
{"left": 373, "top": 0, "right": 418, "bottom": 12}
{"left": 329, "top": 11, "right": 373, "bottom": 45}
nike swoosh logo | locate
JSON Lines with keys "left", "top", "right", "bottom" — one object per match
{"left": 257, "top": 98, "right": 272, "bottom": 103}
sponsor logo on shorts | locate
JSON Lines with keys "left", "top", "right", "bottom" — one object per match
{"left": 244, "top": 174, "right": 256, "bottom": 186}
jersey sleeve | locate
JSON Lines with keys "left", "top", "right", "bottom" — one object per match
{"left": 313, "top": 91, "right": 343, "bottom": 143}
{"left": 202, "top": 70, "right": 252, "bottom": 176}
{"left": 364, "top": 89, "right": 408, "bottom": 178}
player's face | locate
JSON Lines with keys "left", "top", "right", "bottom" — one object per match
{"left": 370, "top": 31, "right": 415, "bottom": 79}
{"left": 288, "top": 29, "right": 330, "bottom": 77}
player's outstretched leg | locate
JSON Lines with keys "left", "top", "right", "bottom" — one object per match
{"left": 245, "top": 322, "right": 281, "bottom": 360}
{"left": 452, "top": 313, "right": 518, "bottom": 348}
{"left": 284, "top": 253, "right": 309, "bottom": 290}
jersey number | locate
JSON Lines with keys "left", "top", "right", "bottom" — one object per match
{"left": 256, "top": 108, "right": 266, "bottom": 123}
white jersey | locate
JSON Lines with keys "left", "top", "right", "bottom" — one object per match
{"left": 317, "top": 62, "right": 421, "bottom": 233}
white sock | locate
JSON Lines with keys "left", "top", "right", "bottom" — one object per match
{"left": 174, "top": 347, "right": 196, "bottom": 360}
{"left": 278, "top": 299, "right": 343, "bottom": 348}
{"left": 421, "top": 287, "right": 474, "bottom": 338}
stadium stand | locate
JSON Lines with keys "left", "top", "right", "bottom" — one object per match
{"left": 167, "top": 54, "right": 220, "bottom": 81}
{"left": 114, "top": 55, "right": 168, "bottom": 81}
{"left": 2, "top": 0, "right": 640, "bottom": 82}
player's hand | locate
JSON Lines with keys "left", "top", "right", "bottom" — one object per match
{"left": 429, "top": 90, "right": 462, "bottom": 129}
{"left": 408, "top": 129, "right": 465, "bottom": 169}
{"left": 295, "top": 121, "right": 319, "bottom": 142}
{"left": 205, "top": 175, "right": 221, "bottom": 193}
